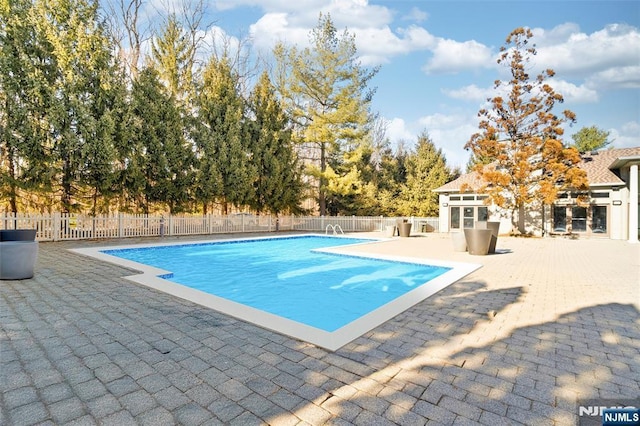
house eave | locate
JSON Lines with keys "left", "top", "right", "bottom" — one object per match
{"left": 609, "top": 155, "right": 640, "bottom": 170}
{"left": 588, "top": 182, "right": 626, "bottom": 188}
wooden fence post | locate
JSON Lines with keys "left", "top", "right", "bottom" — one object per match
{"left": 52, "top": 212, "right": 60, "bottom": 241}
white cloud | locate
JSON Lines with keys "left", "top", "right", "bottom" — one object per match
{"left": 423, "top": 38, "right": 493, "bottom": 74}
{"left": 386, "top": 117, "right": 416, "bottom": 144}
{"left": 231, "top": 0, "right": 445, "bottom": 68}
{"left": 443, "top": 84, "right": 492, "bottom": 103}
{"left": 586, "top": 66, "right": 640, "bottom": 90}
{"left": 609, "top": 121, "right": 640, "bottom": 149}
{"left": 372, "top": 113, "right": 477, "bottom": 169}
{"left": 355, "top": 25, "right": 436, "bottom": 65}
{"left": 416, "top": 113, "right": 478, "bottom": 168}
{"left": 326, "top": 0, "right": 393, "bottom": 29}
{"left": 249, "top": 13, "right": 310, "bottom": 50}
{"left": 214, "top": 0, "right": 325, "bottom": 13}
{"left": 444, "top": 76, "right": 599, "bottom": 106}
{"left": 533, "top": 23, "right": 640, "bottom": 88}
{"left": 547, "top": 79, "right": 599, "bottom": 104}
{"left": 402, "top": 7, "right": 428, "bottom": 23}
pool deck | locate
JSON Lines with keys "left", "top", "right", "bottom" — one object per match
{"left": 1, "top": 232, "right": 639, "bottom": 425}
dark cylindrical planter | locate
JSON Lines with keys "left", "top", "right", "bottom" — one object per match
{"left": 476, "top": 221, "right": 500, "bottom": 253}
{"left": 399, "top": 222, "right": 412, "bottom": 237}
{"left": 0, "top": 229, "right": 37, "bottom": 241}
{"left": 464, "top": 228, "right": 492, "bottom": 255}
{"left": 0, "top": 241, "right": 38, "bottom": 279}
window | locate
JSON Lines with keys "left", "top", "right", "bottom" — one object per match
{"left": 478, "top": 207, "right": 488, "bottom": 222}
{"left": 592, "top": 206, "right": 607, "bottom": 233}
{"left": 450, "top": 196, "right": 460, "bottom": 201}
{"left": 451, "top": 206, "right": 488, "bottom": 230}
{"left": 553, "top": 206, "right": 567, "bottom": 232}
{"left": 462, "top": 196, "right": 474, "bottom": 201}
{"left": 572, "top": 206, "right": 587, "bottom": 232}
{"left": 463, "top": 207, "right": 474, "bottom": 228}
{"left": 450, "top": 207, "right": 460, "bottom": 229}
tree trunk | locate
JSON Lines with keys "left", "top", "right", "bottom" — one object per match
{"left": 7, "top": 149, "right": 18, "bottom": 214}
{"left": 61, "top": 159, "right": 73, "bottom": 213}
{"left": 92, "top": 188, "right": 98, "bottom": 216}
{"left": 518, "top": 204, "right": 526, "bottom": 234}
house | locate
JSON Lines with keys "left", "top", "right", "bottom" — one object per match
{"left": 434, "top": 147, "right": 640, "bottom": 242}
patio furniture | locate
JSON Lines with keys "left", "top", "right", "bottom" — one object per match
{"left": 1, "top": 229, "right": 38, "bottom": 280}
{"left": 476, "top": 221, "right": 500, "bottom": 253}
{"left": 464, "top": 228, "right": 493, "bottom": 255}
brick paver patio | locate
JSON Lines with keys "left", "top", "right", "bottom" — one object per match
{"left": 1, "top": 232, "right": 639, "bottom": 425}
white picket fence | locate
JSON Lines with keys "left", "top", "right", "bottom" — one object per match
{"left": 0, "top": 213, "right": 440, "bottom": 241}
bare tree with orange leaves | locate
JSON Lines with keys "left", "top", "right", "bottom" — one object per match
{"left": 465, "top": 27, "right": 588, "bottom": 234}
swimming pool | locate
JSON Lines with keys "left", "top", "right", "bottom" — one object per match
{"left": 73, "top": 235, "right": 480, "bottom": 350}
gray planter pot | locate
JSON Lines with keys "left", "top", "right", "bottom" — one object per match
{"left": 385, "top": 225, "right": 396, "bottom": 237}
{"left": 0, "top": 241, "right": 38, "bottom": 279}
{"left": 399, "top": 222, "right": 412, "bottom": 237}
{"left": 464, "top": 228, "right": 493, "bottom": 255}
{"left": 476, "top": 221, "right": 500, "bottom": 253}
{"left": 451, "top": 232, "right": 467, "bottom": 252}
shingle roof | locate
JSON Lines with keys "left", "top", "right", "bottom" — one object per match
{"left": 435, "top": 147, "right": 640, "bottom": 192}
{"left": 578, "top": 147, "right": 640, "bottom": 185}
{"left": 435, "top": 169, "right": 484, "bottom": 192}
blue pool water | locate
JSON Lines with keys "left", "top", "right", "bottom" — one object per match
{"left": 103, "top": 236, "right": 451, "bottom": 332}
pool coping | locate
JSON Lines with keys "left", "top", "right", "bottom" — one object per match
{"left": 70, "top": 234, "right": 481, "bottom": 351}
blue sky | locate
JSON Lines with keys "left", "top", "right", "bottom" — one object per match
{"left": 140, "top": 0, "right": 639, "bottom": 168}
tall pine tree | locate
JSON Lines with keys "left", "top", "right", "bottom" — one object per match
{"left": 196, "top": 56, "right": 255, "bottom": 214}
{"left": 32, "top": 0, "right": 119, "bottom": 212}
{"left": 130, "top": 67, "right": 194, "bottom": 213}
{"left": 274, "top": 13, "right": 378, "bottom": 215}
{"left": 247, "top": 72, "right": 305, "bottom": 215}
{"left": 0, "top": 0, "right": 55, "bottom": 213}
{"left": 398, "top": 132, "right": 450, "bottom": 217}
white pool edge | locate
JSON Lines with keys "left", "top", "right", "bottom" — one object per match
{"left": 70, "top": 234, "right": 481, "bottom": 351}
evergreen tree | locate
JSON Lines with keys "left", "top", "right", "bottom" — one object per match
{"left": 0, "top": 0, "right": 55, "bottom": 212}
{"left": 149, "top": 13, "right": 195, "bottom": 103}
{"left": 31, "top": 0, "right": 119, "bottom": 213}
{"left": 130, "top": 67, "right": 194, "bottom": 213}
{"left": 274, "top": 13, "right": 378, "bottom": 215}
{"left": 113, "top": 94, "right": 145, "bottom": 212}
{"left": 398, "top": 132, "right": 449, "bottom": 217}
{"left": 197, "top": 56, "right": 254, "bottom": 214}
{"left": 325, "top": 141, "right": 375, "bottom": 215}
{"left": 371, "top": 140, "right": 408, "bottom": 215}
{"left": 247, "top": 72, "right": 305, "bottom": 215}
